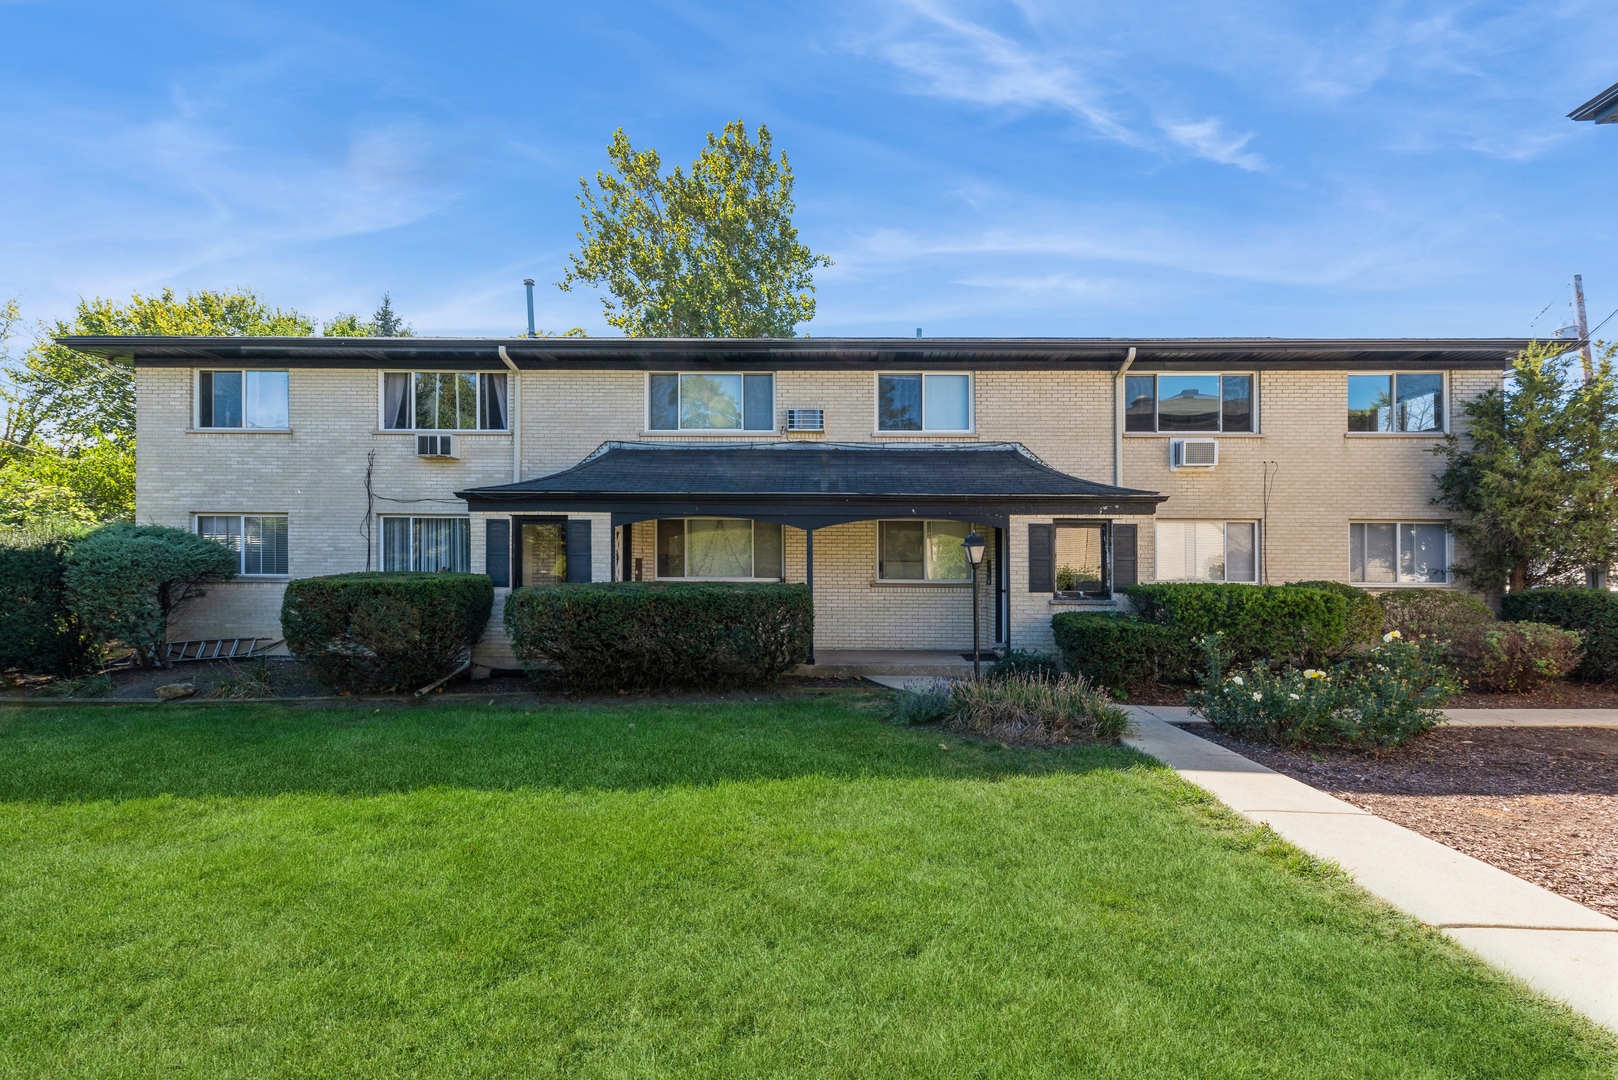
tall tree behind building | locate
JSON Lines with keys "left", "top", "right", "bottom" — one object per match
{"left": 559, "top": 121, "right": 832, "bottom": 337}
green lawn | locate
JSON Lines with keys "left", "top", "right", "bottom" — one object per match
{"left": 0, "top": 691, "right": 1612, "bottom": 1078}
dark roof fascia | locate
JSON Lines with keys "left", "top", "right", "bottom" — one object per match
{"left": 1570, "top": 81, "right": 1618, "bottom": 123}
{"left": 456, "top": 491, "right": 1168, "bottom": 520}
{"left": 58, "top": 335, "right": 1533, "bottom": 372}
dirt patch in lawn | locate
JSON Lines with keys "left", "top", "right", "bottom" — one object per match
{"left": 1181, "top": 725, "right": 1618, "bottom": 917}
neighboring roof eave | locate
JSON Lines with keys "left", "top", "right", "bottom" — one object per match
{"left": 56, "top": 334, "right": 1536, "bottom": 371}
{"left": 1570, "top": 81, "right": 1618, "bottom": 123}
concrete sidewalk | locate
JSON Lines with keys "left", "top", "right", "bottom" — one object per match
{"left": 1127, "top": 703, "right": 1618, "bottom": 727}
{"left": 1121, "top": 710, "right": 1618, "bottom": 1032}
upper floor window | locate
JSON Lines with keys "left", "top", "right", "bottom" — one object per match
{"left": 878, "top": 374, "right": 971, "bottom": 432}
{"left": 197, "top": 371, "right": 288, "bottom": 429}
{"left": 383, "top": 372, "right": 507, "bottom": 431}
{"left": 656, "top": 518, "right": 783, "bottom": 579}
{"left": 1126, "top": 374, "right": 1252, "bottom": 433}
{"left": 648, "top": 373, "right": 774, "bottom": 432}
{"left": 196, "top": 514, "right": 288, "bottom": 576}
{"left": 1347, "top": 374, "right": 1444, "bottom": 432}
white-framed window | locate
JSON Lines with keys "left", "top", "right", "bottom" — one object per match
{"left": 1155, "top": 521, "right": 1258, "bottom": 583}
{"left": 381, "top": 372, "right": 508, "bottom": 431}
{"left": 646, "top": 373, "right": 775, "bottom": 432}
{"left": 1350, "top": 522, "right": 1449, "bottom": 584}
{"left": 381, "top": 516, "right": 471, "bottom": 572}
{"left": 196, "top": 515, "right": 289, "bottom": 576}
{"left": 877, "top": 520, "right": 975, "bottom": 581}
{"left": 655, "top": 518, "right": 784, "bottom": 579}
{"left": 1347, "top": 373, "right": 1445, "bottom": 433}
{"left": 1125, "top": 374, "right": 1254, "bottom": 433}
{"left": 196, "top": 371, "right": 289, "bottom": 429}
{"left": 877, "top": 373, "right": 972, "bottom": 432}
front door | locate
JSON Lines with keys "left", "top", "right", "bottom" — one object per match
{"left": 514, "top": 517, "right": 568, "bottom": 586}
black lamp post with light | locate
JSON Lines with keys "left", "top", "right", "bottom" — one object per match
{"left": 962, "top": 530, "right": 987, "bottom": 678}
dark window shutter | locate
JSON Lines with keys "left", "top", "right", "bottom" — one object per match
{"left": 1113, "top": 523, "right": 1138, "bottom": 588}
{"left": 485, "top": 518, "right": 510, "bottom": 587}
{"left": 1028, "top": 523, "right": 1053, "bottom": 592}
{"left": 566, "top": 519, "right": 592, "bottom": 583}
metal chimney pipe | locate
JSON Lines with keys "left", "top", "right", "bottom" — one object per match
{"left": 523, "top": 278, "right": 536, "bottom": 338}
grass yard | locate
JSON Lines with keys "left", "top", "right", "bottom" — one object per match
{"left": 0, "top": 690, "right": 1613, "bottom": 1078}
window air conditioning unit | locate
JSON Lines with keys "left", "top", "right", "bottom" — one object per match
{"left": 416, "top": 434, "right": 457, "bottom": 459}
{"left": 785, "top": 408, "right": 824, "bottom": 432}
{"left": 1170, "top": 438, "right": 1218, "bottom": 469}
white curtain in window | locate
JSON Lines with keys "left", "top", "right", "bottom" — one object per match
{"left": 383, "top": 373, "right": 410, "bottom": 429}
{"left": 687, "top": 518, "right": 753, "bottom": 577}
{"left": 414, "top": 517, "right": 470, "bottom": 572}
{"left": 481, "top": 373, "right": 508, "bottom": 430}
{"left": 1156, "top": 521, "right": 1229, "bottom": 581}
{"left": 382, "top": 517, "right": 412, "bottom": 571}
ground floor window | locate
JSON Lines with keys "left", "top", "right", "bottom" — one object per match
{"left": 196, "top": 515, "right": 289, "bottom": 576}
{"left": 656, "top": 518, "right": 784, "bottom": 579}
{"left": 382, "top": 516, "right": 470, "bottom": 572}
{"left": 1350, "top": 522, "right": 1448, "bottom": 584}
{"left": 1155, "top": 520, "right": 1257, "bottom": 583}
{"left": 1055, "top": 524, "right": 1107, "bottom": 595}
{"left": 878, "top": 520, "right": 976, "bottom": 581}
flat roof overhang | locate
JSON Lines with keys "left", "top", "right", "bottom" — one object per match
{"left": 57, "top": 334, "right": 1536, "bottom": 372}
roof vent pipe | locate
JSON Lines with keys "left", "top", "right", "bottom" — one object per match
{"left": 523, "top": 279, "right": 536, "bottom": 338}
{"left": 916, "top": 328, "right": 922, "bottom": 337}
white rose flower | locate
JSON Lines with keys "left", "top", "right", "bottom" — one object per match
{"left": 1231, "top": 676, "right": 1244, "bottom": 686}
{"left": 1252, "top": 692, "right": 1263, "bottom": 701}
{"left": 1289, "top": 693, "right": 1300, "bottom": 700}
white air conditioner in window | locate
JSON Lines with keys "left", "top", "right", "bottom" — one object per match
{"left": 416, "top": 434, "right": 457, "bottom": 459}
{"left": 785, "top": 408, "right": 824, "bottom": 432}
{"left": 1170, "top": 438, "right": 1218, "bottom": 469}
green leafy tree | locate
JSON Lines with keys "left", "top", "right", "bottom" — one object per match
{"left": 559, "top": 121, "right": 832, "bottom": 337}
{"left": 63, "top": 523, "right": 238, "bottom": 668}
{"left": 1433, "top": 340, "right": 1618, "bottom": 592}
{"left": 1, "top": 288, "right": 312, "bottom": 525}
{"left": 324, "top": 293, "right": 414, "bottom": 337}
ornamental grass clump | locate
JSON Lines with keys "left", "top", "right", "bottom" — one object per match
{"left": 1189, "top": 631, "right": 1461, "bottom": 749}
{"left": 946, "top": 672, "right": 1130, "bottom": 746}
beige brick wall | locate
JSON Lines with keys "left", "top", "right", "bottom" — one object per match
{"left": 139, "top": 363, "right": 1501, "bottom": 651}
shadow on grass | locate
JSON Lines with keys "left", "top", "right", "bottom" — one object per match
{"left": 0, "top": 697, "right": 1146, "bottom": 803}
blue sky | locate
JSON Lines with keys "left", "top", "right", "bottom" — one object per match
{"left": 2, "top": 0, "right": 1616, "bottom": 338}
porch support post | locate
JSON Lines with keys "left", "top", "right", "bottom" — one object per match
{"left": 805, "top": 527, "right": 815, "bottom": 666}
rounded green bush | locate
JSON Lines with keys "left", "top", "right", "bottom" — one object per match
{"left": 1501, "top": 588, "right": 1618, "bottom": 682}
{"left": 281, "top": 572, "right": 493, "bottom": 693}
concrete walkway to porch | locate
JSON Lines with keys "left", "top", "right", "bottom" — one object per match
{"left": 1121, "top": 709, "right": 1618, "bottom": 1033}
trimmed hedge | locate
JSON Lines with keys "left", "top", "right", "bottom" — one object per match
{"left": 1500, "top": 588, "right": 1618, "bottom": 682}
{"left": 0, "top": 529, "right": 93, "bottom": 676}
{"left": 1124, "top": 583, "right": 1350, "bottom": 667}
{"left": 1051, "top": 612, "right": 1195, "bottom": 695}
{"left": 281, "top": 573, "right": 493, "bottom": 693}
{"left": 1287, "top": 580, "right": 1385, "bottom": 651}
{"left": 504, "top": 582, "right": 812, "bottom": 691}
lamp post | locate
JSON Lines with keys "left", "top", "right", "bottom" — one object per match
{"left": 962, "top": 530, "right": 987, "bottom": 678}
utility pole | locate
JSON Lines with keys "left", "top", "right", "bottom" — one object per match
{"left": 1574, "top": 274, "right": 1594, "bottom": 385}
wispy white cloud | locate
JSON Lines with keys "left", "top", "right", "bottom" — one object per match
{"left": 1158, "top": 118, "right": 1265, "bottom": 171}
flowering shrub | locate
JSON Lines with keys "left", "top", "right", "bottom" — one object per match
{"left": 1188, "top": 632, "right": 1461, "bottom": 748}
{"left": 1445, "top": 622, "right": 1582, "bottom": 693}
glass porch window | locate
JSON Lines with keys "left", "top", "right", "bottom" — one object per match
{"left": 654, "top": 519, "right": 783, "bottom": 579}
{"left": 1054, "top": 526, "right": 1105, "bottom": 594}
{"left": 520, "top": 522, "right": 567, "bottom": 585}
{"left": 878, "top": 520, "right": 973, "bottom": 580}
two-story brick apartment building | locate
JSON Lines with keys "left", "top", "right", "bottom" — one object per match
{"left": 63, "top": 335, "right": 1524, "bottom": 673}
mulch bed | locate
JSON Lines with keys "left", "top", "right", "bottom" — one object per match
{"left": 1181, "top": 725, "right": 1618, "bottom": 917}
{"left": 1127, "top": 680, "right": 1618, "bottom": 709}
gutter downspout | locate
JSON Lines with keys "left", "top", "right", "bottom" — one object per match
{"left": 498, "top": 346, "right": 520, "bottom": 483}
{"left": 1112, "top": 347, "right": 1137, "bottom": 487}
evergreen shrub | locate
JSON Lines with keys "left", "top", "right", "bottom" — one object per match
{"left": 1051, "top": 612, "right": 1195, "bottom": 695}
{"left": 1286, "top": 580, "right": 1385, "bottom": 651}
{"left": 1501, "top": 588, "right": 1618, "bottom": 682}
{"left": 282, "top": 572, "right": 492, "bottom": 692}
{"left": 504, "top": 582, "right": 812, "bottom": 691}
{"left": 63, "top": 523, "right": 237, "bottom": 667}
{"left": 0, "top": 525, "right": 93, "bottom": 676}
{"left": 1124, "top": 583, "right": 1351, "bottom": 667}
